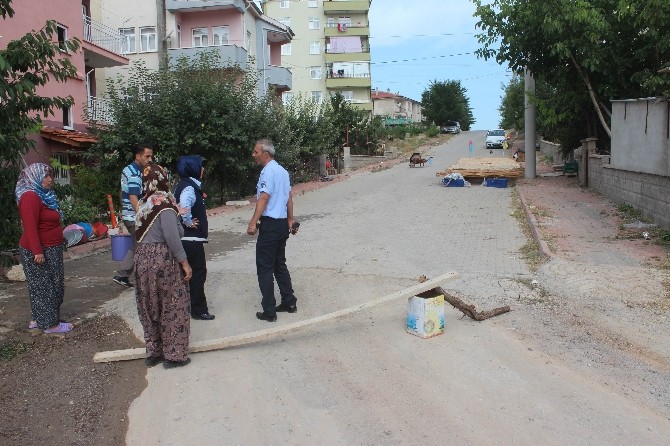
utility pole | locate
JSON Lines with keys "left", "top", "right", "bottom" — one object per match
{"left": 524, "top": 68, "right": 536, "bottom": 179}
{"left": 156, "top": 0, "right": 167, "bottom": 69}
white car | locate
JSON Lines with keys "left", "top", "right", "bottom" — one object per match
{"left": 486, "top": 129, "right": 506, "bottom": 149}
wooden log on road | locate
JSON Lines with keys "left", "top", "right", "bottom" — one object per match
{"left": 93, "top": 271, "right": 460, "bottom": 363}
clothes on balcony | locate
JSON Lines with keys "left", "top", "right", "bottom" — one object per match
{"left": 329, "top": 36, "right": 362, "bottom": 53}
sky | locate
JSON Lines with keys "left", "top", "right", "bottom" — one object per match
{"left": 368, "top": 0, "right": 511, "bottom": 131}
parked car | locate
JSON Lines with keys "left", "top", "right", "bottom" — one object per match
{"left": 486, "top": 129, "right": 506, "bottom": 148}
{"left": 441, "top": 121, "right": 461, "bottom": 134}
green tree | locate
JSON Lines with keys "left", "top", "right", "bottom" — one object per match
{"left": 0, "top": 0, "right": 80, "bottom": 262}
{"left": 498, "top": 76, "right": 524, "bottom": 131}
{"left": 421, "top": 80, "right": 475, "bottom": 130}
{"left": 473, "top": 0, "right": 670, "bottom": 139}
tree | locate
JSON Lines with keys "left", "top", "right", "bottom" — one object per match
{"left": 473, "top": 0, "right": 670, "bottom": 139}
{"left": 421, "top": 80, "right": 475, "bottom": 130}
{"left": 0, "top": 0, "right": 80, "bottom": 262}
{"left": 498, "top": 76, "right": 524, "bottom": 131}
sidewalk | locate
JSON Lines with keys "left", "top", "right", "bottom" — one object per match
{"left": 517, "top": 174, "right": 668, "bottom": 267}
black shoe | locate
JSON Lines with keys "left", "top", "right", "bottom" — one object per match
{"left": 275, "top": 303, "right": 297, "bottom": 313}
{"left": 144, "top": 355, "right": 164, "bottom": 368}
{"left": 256, "top": 311, "right": 277, "bottom": 322}
{"left": 113, "top": 276, "right": 133, "bottom": 288}
{"left": 163, "top": 358, "right": 191, "bottom": 369}
{"left": 192, "top": 312, "right": 215, "bottom": 321}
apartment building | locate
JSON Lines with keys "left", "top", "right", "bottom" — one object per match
{"left": 371, "top": 88, "right": 423, "bottom": 125}
{"left": 1, "top": 0, "right": 128, "bottom": 183}
{"left": 96, "top": 0, "right": 293, "bottom": 99}
{"left": 262, "top": 0, "right": 372, "bottom": 111}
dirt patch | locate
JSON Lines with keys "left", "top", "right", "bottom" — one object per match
{"left": 0, "top": 315, "right": 144, "bottom": 446}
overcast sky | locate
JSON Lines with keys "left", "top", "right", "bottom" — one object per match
{"left": 369, "top": 0, "right": 510, "bottom": 130}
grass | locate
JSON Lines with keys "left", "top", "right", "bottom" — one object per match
{"left": 0, "top": 340, "right": 32, "bottom": 361}
{"left": 614, "top": 203, "right": 670, "bottom": 252}
{"left": 510, "top": 190, "right": 546, "bottom": 271}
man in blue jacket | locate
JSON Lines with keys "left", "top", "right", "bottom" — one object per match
{"left": 175, "top": 155, "right": 214, "bottom": 320}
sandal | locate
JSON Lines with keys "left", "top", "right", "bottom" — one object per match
{"left": 28, "top": 321, "right": 38, "bottom": 329}
{"left": 43, "top": 322, "right": 74, "bottom": 334}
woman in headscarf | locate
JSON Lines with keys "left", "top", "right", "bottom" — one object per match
{"left": 134, "top": 164, "right": 193, "bottom": 368}
{"left": 15, "top": 163, "right": 72, "bottom": 334}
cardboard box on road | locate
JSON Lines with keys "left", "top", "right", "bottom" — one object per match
{"left": 406, "top": 289, "right": 445, "bottom": 338}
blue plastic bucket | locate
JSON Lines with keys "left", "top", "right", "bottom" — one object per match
{"left": 110, "top": 234, "right": 133, "bottom": 261}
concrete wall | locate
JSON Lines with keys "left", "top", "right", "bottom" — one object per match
{"left": 611, "top": 98, "right": 670, "bottom": 176}
{"left": 538, "top": 139, "right": 563, "bottom": 164}
{"left": 589, "top": 155, "right": 670, "bottom": 228}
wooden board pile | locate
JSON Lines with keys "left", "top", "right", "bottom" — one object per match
{"left": 436, "top": 157, "right": 524, "bottom": 178}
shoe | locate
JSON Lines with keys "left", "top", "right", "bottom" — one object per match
{"left": 256, "top": 311, "right": 277, "bottom": 322}
{"left": 275, "top": 303, "right": 297, "bottom": 313}
{"left": 113, "top": 276, "right": 133, "bottom": 288}
{"left": 192, "top": 312, "right": 215, "bottom": 321}
{"left": 144, "top": 355, "right": 164, "bottom": 368}
{"left": 163, "top": 358, "right": 191, "bottom": 369}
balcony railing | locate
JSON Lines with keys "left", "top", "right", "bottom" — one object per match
{"left": 87, "top": 96, "right": 114, "bottom": 124}
{"left": 325, "top": 46, "right": 370, "bottom": 54}
{"left": 326, "top": 70, "right": 371, "bottom": 79}
{"left": 83, "top": 15, "right": 125, "bottom": 57}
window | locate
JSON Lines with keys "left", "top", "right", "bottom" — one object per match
{"left": 56, "top": 24, "right": 68, "bottom": 51}
{"left": 212, "top": 26, "right": 229, "bottom": 45}
{"left": 246, "top": 30, "right": 251, "bottom": 50}
{"left": 308, "top": 0, "right": 318, "bottom": 7}
{"left": 308, "top": 18, "right": 320, "bottom": 30}
{"left": 193, "top": 28, "right": 208, "bottom": 47}
{"left": 281, "top": 43, "right": 292, "bottom": 56}
{"left": 338, "top": 17, "right": 352, "bottom": 27}
{"left": 282, "top": 92, "right": 293, "bottom": 104}
{"left": 311, "top": 91, "right": 322, "bottom": 102}
{"left": 310, "top": 66, "right": 322, "bottom": 79}
{"left": 278, "top": 17, "right": 291, "bottom": 27}
{"left": 176, "top": 24, "right": 182, "bottom": 48}
{"left": 139, "top": 27, "right": 156, "bottom": 52}
{"left": 52, "top": 153, "right": 71, "bottom": 186}
{"left": 327, "top": 18, "right": 335, "bottom": 28}
{"left": 120, "top": 28, "right": 136, "bottom": 53}
{"left": 62, "top": 106, "right": 73, "bottom": 129}
{"left": 280, "top": 0, "right": 289, "bottom": 8}
{"left": 341, "top": 91, "right": 354, "bottom": 102}
{"left": 309, "top": 41, "right": 320, "bottom": 54}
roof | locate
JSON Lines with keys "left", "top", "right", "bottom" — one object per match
{"left": 40, "top": 127, "right": 98, "bottom": 148}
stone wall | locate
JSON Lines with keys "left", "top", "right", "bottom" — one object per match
{"left": 589, "top": 155, "right": 670, "bottom": 227}
{"left": 538, "top": 139, "right": 564, "bottom": 164}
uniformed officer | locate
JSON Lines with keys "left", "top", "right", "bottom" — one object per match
{"left": 247, "top": 139, "right": 298, "bottom": 322}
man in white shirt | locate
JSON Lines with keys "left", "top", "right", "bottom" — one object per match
{"left": 247, "top": 139, "right": 298, "bottom": 322}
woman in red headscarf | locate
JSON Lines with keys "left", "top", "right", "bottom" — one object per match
{"left": 134, "top": 164, "right": 193, "bottom": 368}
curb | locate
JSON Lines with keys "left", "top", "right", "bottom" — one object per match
{"left": 517, "top": 187, "right": 554, "bottom": 259}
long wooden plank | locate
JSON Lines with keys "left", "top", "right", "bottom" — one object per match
{"left": 93, "top": 271, "right": 459, "bottom": 363}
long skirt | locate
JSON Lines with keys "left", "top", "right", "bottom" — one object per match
{"left": 134, "top": 242, "right": 190, "bottom": 361}
{"left": 20, "top": 245, "right": 65, "bottom": 329}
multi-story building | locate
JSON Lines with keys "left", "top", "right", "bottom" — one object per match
{"left": 1, "top": 0, "right": 128, "bottom": 183}
{"left": 371, "top": 88, "right": 423, "bottom": 125}
{"left": 96, "top": 0, "right": 293, "bottom": 99}
{"left": 263, "top": 0, "right": 372, "bottom": 111}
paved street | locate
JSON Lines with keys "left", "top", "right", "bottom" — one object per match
{"left": 99, "top": 132, "right": 670, "bottom": 445}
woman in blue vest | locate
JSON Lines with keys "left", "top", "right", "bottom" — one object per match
{"left": 175, "top": 155, "right": 214, "bottom": 321}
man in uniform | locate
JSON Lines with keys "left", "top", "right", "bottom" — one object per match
{"left": 247, "top": 139, "right": 298, "bottom": 322}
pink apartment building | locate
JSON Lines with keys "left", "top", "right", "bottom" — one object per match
{"left": 1, "top": 0, "right": 128, "bottom": 184}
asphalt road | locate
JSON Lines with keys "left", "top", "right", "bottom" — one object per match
{"left": 107, "top": 132, "right": 670, "bottom": 445}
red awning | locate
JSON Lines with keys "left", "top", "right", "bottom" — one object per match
{"left": 40, "top": 127, "right": 98, "bottom": 148}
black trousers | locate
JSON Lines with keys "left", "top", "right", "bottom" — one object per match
{"left": 182, "top": 240, "right": 209, "bottom": 314}
{"left": 256, "top": 217, "right": 296, "bottom": 314}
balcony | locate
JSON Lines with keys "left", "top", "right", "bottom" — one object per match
{"left": 326, "top": 73, "right": 371, "bottom": 89}
{"left": 265, "top": 65, "right": 292, "bottom": 91}
{"left": 324, "top": 1, "right": 370, "bottom": 15}
{"left": 351, "top": 101, "right": 373, "bottom": 111}
{"left": 325, "top": 24, "right": 370, "bottom": 37}
{"left": 82, "top": 15, "right": 128, "bottom": 68}
{"left": 325, "top": 50, "right": 370, "bottom": 63}
{"left": 168, "top": 45, "right": 249, "bottom": 70}
{"left": 86, "top": 96, "right": 114, "bottom": 124}
{"left": 166, "top": 0, "right": 245, "bottom": 12}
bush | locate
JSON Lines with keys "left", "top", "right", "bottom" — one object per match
{"left": 425, "top": 126, "right": 440, "bottom": 137}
